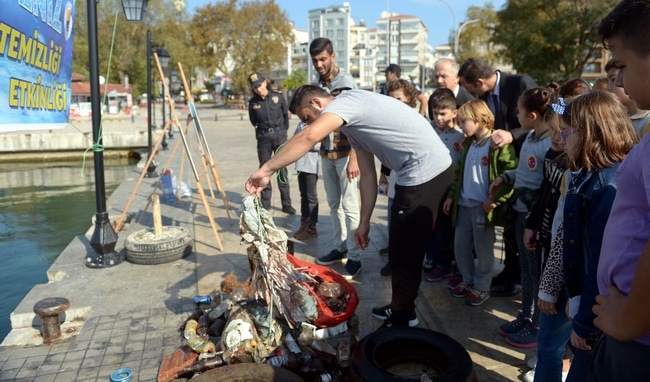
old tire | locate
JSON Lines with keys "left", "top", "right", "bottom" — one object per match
{"left": 189, "top": 363, "right": 303, "bottom": 382}
{"left": 124, "top": 226, "right": 193, "bottom": 265}
{"left": 350, "top": 327, "right": 475, "bottom": 382}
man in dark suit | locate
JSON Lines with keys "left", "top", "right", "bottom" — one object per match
{"left": 430, "top": 58, "right": 476, "bottom": 119}
{"left": 458, "top": 57, "right": 537, "bottom": 153}
{"left": 458, "top": 57, "right": 538, "bottom": 297}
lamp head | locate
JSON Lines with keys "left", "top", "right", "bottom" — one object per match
{"left": 121, "top": 0, "right": 148, "bottom": 21}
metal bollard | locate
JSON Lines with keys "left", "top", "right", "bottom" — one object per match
{"left": 214, "top": 114, "right": 218, "bottom": 121}
{"left": 33, "top": 297, "right": 70, "bottom": 345}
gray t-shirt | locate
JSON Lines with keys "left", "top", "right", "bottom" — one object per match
{"left": 329, "top": 67, "right": 357, "bottom": 92}
{"left": 323, "top": 90, "right": 452, "bottom": 186}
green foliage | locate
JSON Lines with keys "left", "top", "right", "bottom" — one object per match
{"left": 282, "top": 70, "right": 308, "bottom": 90}
{"left": 189, "top": 0, "right": 293, "bottom": 94}
{"left": 72, "top": 0, "right": 200, "bottom": 96}
{"left": 492, "top": 0, "right": 617, "bottom": 83}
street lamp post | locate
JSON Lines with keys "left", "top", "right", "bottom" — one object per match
{"left": 85, "top": 0, "right": 149, "bottom": 268}
{"left": 454, "top": 19, "right": 480, "bottom": 61}
{"left": 145, "top": 32, "right": 170, "bottom": 175}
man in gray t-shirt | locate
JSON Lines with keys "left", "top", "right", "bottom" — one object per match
{"left": 246, "top": 85, "right": 454, "bottom": 328}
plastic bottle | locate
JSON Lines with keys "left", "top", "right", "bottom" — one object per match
{"left": 184, "top": 319, "right": 198, "bottom": 339}
{"left": 336, "top": 337, "right": 351, "bottom": 367}
{"left": 378, "top": 181, "right": 388, "bottom": 195}
{"left": 161, "top": 169, "right": 176, "bottom": 203}
{"left": 283, "top": 332, "right": 302, "bottom": 354}
{"left": 266, "top": 349, "right": 297, "bottom": 368}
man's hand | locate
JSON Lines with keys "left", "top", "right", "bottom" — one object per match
{"left": 354, "top": 221, "right": 371, "bottom": 250}
{"left": 346, "top": 159, "right": 360, "bottom": 181}
{"left": 490, "top": 129, "right": 514, "bottom": 149}
{"left": 245, "top": 168, "right": 273, "bottom": 196}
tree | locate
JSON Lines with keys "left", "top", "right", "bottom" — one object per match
{"left": 189, "top": 0, "right": 293, "bottom": 94}
{"left": 281, "top": 70, "right": 308, "bottom": 90}
{"left": 72, "top": 0, "right": 199, "bottom": 97}
{"left": 493, "top": 0, "right": 616, "bottom": 83}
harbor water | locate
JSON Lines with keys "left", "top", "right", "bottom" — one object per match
{"left": 0, "top": 158, "right": 137, "bottom": 341}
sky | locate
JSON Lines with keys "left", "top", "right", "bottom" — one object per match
{"left": 185, "top": 0, "right": 507, "bottom": 47}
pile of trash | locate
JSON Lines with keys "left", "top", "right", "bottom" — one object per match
{"left": 157, "top": 196, "right": 359, "bottom": 381}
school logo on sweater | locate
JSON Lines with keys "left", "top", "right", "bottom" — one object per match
{"left": 527, "top": 155, "right": 538, "bottom": 170}
{"left": 481, "top": 156, "right": 489, "bottom": 166}
{"left": 453, "top": 142, "right": 462, "bottom": 152}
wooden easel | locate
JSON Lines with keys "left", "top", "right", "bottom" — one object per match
{"left": 178, "top": 62, "right": 233, "bottom": 223}
{"left": 114, "top": 53, "right": 225, "bottom": 251}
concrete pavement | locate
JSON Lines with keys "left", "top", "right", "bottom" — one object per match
{"left": 0, "top": 104, "right": 533, "bottom": 381}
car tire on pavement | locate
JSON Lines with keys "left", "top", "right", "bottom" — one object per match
{"left": 124, "top": 226, "right": 193, "bottom": 265}
{"left": 350, "top": 327, "right": 476, "bottom": 382}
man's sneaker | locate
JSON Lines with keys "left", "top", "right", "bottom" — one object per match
{"left": 506, "top": 320, "right": 539, "bottom": 348}
{"left": 424, "top": 266, "right": 453, "bottom": 282}
{"left": 498, "top": 312, "right": 531, "bottom": 336}
{"left": 380, "top": 262, "right": 391, "bottom": 276}
{"left": 527, "top": 354, "right": 537, "bottom": 370}
{"left": 451, "top": 282, "right": 474, "bottom": 298}
{"left": 371, "top": 305, "right": 419, "bottom": 327}
{"left": 379, "top": 246, "right": 389, "bottom": 256}
{"left": 282, "top": 205, "right": 296, "bottom": 215}
{"left": 343, "top": 260, "right": 361, "bottom": 280}
{"left": 423, "top": 258, "right": 435, "bottom": 273}
{"left": 316, "top": 249, "right": 347, "bottom": 265}
{"left": 446, "top": 273, "right": 463, "bottom": 290}
{"left": 465, "top": 289, "right": 490, "bottom": 306}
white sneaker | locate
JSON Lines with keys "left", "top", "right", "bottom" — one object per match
{"left": 523, "top": 369, "right": 535, "bottom": 382}
{"left": 527, "top": 354, "right": 537, "bottom": 369}
{"left": 523, "top": 366, "right": 568, "bottom": 382}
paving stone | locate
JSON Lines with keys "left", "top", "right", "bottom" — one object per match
{"left": 33, "top": 375, "right": 57, "bottom": 382}
{"left": 54, "top": 371, "right": 77, "bottom": 382}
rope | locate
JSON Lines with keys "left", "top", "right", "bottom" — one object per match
{"left": 273, "top": 142, "right": 294, "bottom": 185}
{"left": 81, "top": 11, "right": 120, "bottom": 176}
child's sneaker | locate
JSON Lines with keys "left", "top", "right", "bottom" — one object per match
{"left": 446, "top": 273, "right": 463, "bottom": 290}
{"left": 424, "top": 265, "right": 453, "bottom": 282}
{"left": 451, "top": 282, "right": 473, "bottom": 298}
{"left": 422, "top": 258, "right": 435, "bottom": 273}
{"left": 506, "top": 320, "right": 539, "bottom": 348}
{"left": 498, "top": 312, "right": 531, "bottom": 336}
{"left": 465, "top": 289, "right": 490, "bottom": 306}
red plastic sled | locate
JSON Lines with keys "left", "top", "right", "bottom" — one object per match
{"left": 286, "top": 254, "right": 359, "bottom": 328}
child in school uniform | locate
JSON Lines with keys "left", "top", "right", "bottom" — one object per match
{"left": 424, "top": 88, "right": 465, "bottom": 283}
{"left": 442, "top": 99, "right": 518, "bottom": 306}
{"left": 490, "top": 87, "right": 556, "bottom": 348}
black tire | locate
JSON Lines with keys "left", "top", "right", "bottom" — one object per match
{"left": 188, "top": 363, "right": 303, "bottom": 382}
{"left": 124, "top": 226, "right": 193, "bottom": 265}
{"left": 350, "top": 327, "right": 475, "bottom": 382}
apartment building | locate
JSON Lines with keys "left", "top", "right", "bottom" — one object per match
{"left": 375, "top": 13, "right": 429, "bottom": 87}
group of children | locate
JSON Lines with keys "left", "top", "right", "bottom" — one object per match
{"left": 283, "top": 1, "right": 650, "bottom": 380}
{"left": 384, "top": 33, "right": 646, "bottom": 381}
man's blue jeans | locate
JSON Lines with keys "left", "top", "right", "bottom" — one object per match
{"left": 534, "top": 290, "right": 572, "bottom": 382}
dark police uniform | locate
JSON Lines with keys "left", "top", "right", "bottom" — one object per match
{"left": 248, "top": 79, "right": 292, "bottom": 211}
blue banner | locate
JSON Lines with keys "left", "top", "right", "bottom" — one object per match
{"left": 0, "top": 0, "right": 74, "bottom": 132}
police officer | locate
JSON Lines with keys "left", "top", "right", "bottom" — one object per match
{"left": 247, "top": 72, "right": 295, "bottom": 214}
